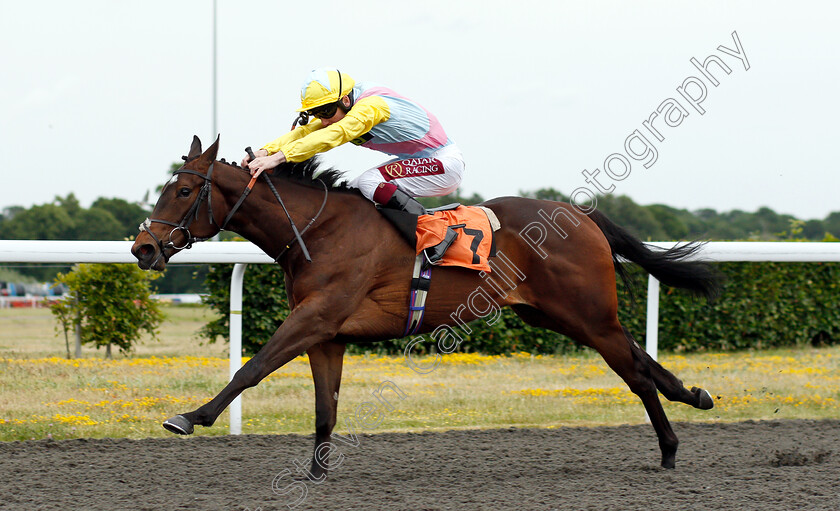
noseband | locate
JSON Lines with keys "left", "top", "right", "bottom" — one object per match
{"left": 139, "top": 161, "right": 327, "bottom": 268}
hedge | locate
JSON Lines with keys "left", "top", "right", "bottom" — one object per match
{"left": 200, "top": 261, "right": 840, "bottom": 356}
{"left": 200, "top": 264, "right": 290, "bottom": 355}
{"left": 616, "top": 262, "right": 840, "bottom": 352}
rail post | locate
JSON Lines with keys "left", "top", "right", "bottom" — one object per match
{"left": 645, "top": 276, "right": 660, "bottom": 361}
{"left": 229, "top": 263, "right": 247, "bottom": 434}
{"left": 644, "top": 276, "right": 660, "bottom": 423}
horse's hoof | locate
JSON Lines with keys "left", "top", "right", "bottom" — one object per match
{"left": 163, "top": 415, "right": 194, "bottom": 435}
{"left": 691, "top": 386, "right": 714, "bottom": 410}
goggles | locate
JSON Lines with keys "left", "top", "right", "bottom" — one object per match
{"left": 307, "top": 101, "right": 341, "bottom": 119}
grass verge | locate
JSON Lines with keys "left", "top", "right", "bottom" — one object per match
{"left": 1, "top": 307, "right": 838, "bottom": 441}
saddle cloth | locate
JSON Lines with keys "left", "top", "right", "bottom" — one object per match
{"left": 415, "top": 206, "right": 498, "bottom": 272}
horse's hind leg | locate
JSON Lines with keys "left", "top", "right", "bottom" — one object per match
{"left": 622, "top": 327, "right": 714, "bottom": 410}
{"left": 305, "top": 341, "right": 346, "bottom": 481}
{"left": 512, "top": 305, "right": 679, "bottom": 468}
{"left": 582, "top": 325, "right": 681, "bottom": 468}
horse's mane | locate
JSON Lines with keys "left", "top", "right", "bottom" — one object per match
{"left": 273, "top": 157, "right": 352, "bottom": 191}
{"left": 219, "top": 156, "right": 354, "bottom": 192}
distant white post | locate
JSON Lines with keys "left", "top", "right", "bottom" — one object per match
{"left": 211, "top": 0, "right": 217, "bottom": 139}
{"left": 229, "top": 263, "right": 247, "bottom": 434}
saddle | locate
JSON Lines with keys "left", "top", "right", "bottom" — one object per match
{"left": 416, "top": 204, "right": 498, "bottom": 271}
{"left": 378, "top": 203, "right": 501, "bottom": 336}
{"left": 379, "top": 203, "right": 499, "bottom": 271}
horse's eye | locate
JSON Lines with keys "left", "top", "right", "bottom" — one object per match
{"left": 178, "top": 187, "right": 191, "bottom": 198}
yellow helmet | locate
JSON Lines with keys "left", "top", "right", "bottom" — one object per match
{"left": 297, "top": 68, "right": 356, "bottom": 112}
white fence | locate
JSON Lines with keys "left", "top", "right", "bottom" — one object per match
{"left": 2, "top": 240, "right": 839, "bottom": 434}
{"left": 0, "top": 240, "right": 270, "bottom": 434}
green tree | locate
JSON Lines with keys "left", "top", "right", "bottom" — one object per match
{"left": 151, "top": 266, "right": 209, "bottom": 294}
{"left": 521, "top": 187, "right": 569, "bottom": 202}
{"left": 755, "top": 206, "right": 795, "bottom": 237}
{"left": 71, "top": 208, "right": 124, "bottom": 240}
{"left": 0, "top": 203, "right": 75, "bottom": 239}
{"left": 646, "top": 205, "right": 689, "bottom": 239}
{"left": 48, "top": 297, "right": 75, "bottom": 359}
{"left": 0, "top": 205, "right": 23, "bottom": 226}
{"left": 824, "top": 212, "right": 840, "bottom": 238}
{"left": 51, "top": 264, "right": 164, "bottom": 358}
{"left": 54, "top": 194, "right": 83, "bottom": 220}
{"left": 91, "top": 198, "right": 150, "bottom": 239}
{"left": 417, "top": 189, "right": 485, "bottom": 209}
{"left": 597, "top": 195, "right": 666, "bottom": 240}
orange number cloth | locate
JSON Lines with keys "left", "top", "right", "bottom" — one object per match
{"left": 415, "top": 206, "right": 494, "bottom": 272}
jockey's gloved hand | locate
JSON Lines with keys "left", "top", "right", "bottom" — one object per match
{"left": 247, "top": 151, "right": 287, "bottom": 176}
{"left": 240, "top": 148, "right": 268, "bottom": 168}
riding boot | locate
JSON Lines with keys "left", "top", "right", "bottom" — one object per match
{"left": 383, "top": 187, "right": 427, "bottom": 215}
{"left": 373, "top": 183, "right": 426, "bottom": 249}
{"left": 375, "top": 183, "right": 456, "bottom": 267}
{"left": 422, "top": 225, "right": 460, "bottom": 268}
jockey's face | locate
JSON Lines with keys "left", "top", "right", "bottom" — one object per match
{"left": 319, "top": 96, "right": 352, "bottom": 127}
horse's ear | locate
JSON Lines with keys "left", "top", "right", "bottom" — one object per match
{"left": 200, "top": 135, "right": 220, "bottom": 164}
{"left": 187, "top": 136, "right": 202, "bottom": 160}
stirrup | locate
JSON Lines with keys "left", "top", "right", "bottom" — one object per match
{"left": 422, "top": 225, "right": 461, "bottom": 269}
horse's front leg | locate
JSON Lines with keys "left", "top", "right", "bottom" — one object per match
{"left": 304, "top": 341, "right": 346, "bottom": 481}
{"left": 162, "top": 297, "right": 348, "bottom": 435}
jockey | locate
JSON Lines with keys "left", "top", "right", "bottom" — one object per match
{"left": 243, "top": 68, "right": 464, "bottom": 218}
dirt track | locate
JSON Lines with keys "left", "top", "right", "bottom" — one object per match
{"left": 1, "top": 420, "right": 838, "bottom": 510}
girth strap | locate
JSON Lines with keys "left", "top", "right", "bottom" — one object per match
{"left": 404, "top": 254, "right": 432, "bottom": 337}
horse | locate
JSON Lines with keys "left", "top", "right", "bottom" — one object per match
{"left": 132, "top": 136, "right": 721, "bottom": 478}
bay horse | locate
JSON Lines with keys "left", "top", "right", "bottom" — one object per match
{"left": 132, "top": 136, "right": 720, "bottom": 477}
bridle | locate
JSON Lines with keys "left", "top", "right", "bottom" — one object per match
{"left": 139, "top": 163, "right": 217, "bottom": 267}
{"left": 139, "top": 160, "right": 327, "bottom": 268}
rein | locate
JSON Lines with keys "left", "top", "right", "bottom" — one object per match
{"left": 273, "top": 177, "right": 329, "bottom": 263}
{"left": 139, "top": 160, "right": 328, "bottom": 267}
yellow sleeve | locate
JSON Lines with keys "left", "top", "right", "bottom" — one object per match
{"left": 261, "top": 119, "right": 324, "bottom": 155}
{"left": 270, "top": 96, "right": 391, "bottom": 162}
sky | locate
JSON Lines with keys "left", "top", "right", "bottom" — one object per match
{"left": 1, "top": 0, "right": 838, "bottom": 221}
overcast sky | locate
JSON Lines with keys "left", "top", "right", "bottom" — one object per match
{"left": 1, "top": 1, "right": 838, "bottom": 221}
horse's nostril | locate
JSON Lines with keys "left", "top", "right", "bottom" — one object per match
{"left": 136, "top": 244, "right": 154, "bottom": 259}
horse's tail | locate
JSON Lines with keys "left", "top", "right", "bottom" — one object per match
{"left": 588, "top": 209, "right": 722, "bottom": 300}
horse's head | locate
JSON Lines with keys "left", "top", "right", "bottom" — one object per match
{"left": 132, "top": 135, "right": 221, "bottom": 271}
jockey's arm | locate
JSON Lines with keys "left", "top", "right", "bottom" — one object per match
{"left": 264, "top": 97, "right": 390, "bottom": 163}
{"left": 261, "top": 118, "right": 324, "bottom": 157}
{"left": 245, "top": 118, "right": 325, "bottom": 171}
